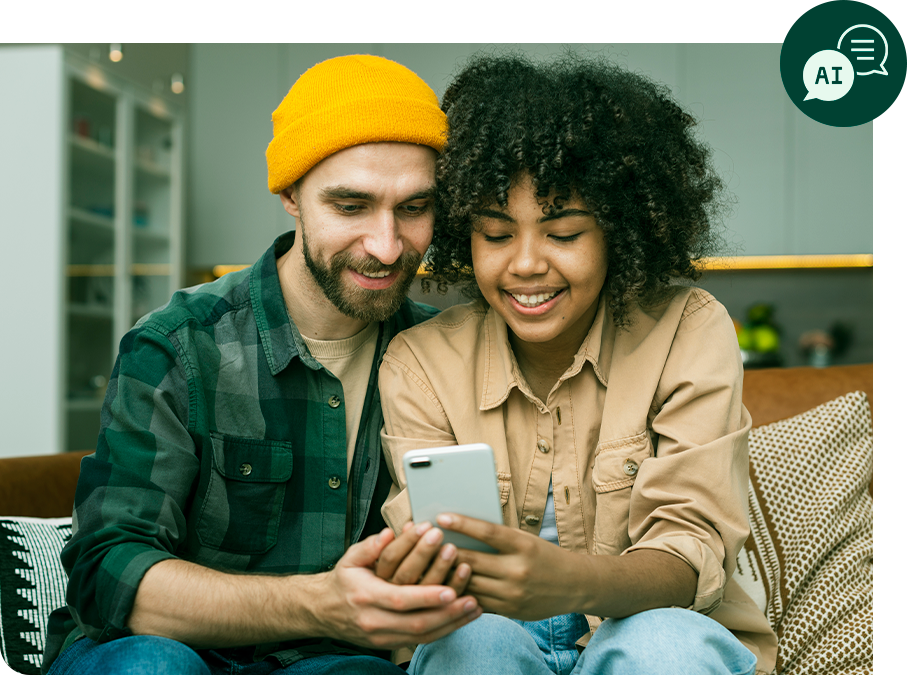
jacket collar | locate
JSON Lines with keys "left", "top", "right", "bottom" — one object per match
{"left": 479, "top": 293, "right": 613, "bottom": 411}
{"left": 250, "top": 231, "right": 300, "bottom": 376}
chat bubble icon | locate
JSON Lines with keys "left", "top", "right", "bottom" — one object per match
{"left": 837, "top": 24, "right": 889, "bottom": 76}
{"left": 803, "top": 50, "right": 855, "bottom": 101}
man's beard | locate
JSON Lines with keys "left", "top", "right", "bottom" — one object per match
{"left": 302, "top": 230, "right": 423, "bottom": 323}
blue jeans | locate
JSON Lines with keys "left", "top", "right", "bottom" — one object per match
{"left": 407, "top": 608, "right": 758, "bottom": 675}
{"left": 46, "top": 635, "right": 405, "bottom": 675}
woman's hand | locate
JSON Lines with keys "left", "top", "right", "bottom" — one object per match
{"left": 435, "top": 513, "right": 589, "bottom": 621}
{"left": 437, "top": 513, "right": 698, "bottom": 621}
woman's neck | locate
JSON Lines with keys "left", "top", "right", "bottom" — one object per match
{"left": 509, "top": 326, "right": 589, "bottom": 402}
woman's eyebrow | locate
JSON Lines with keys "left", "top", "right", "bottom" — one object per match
{"left": 473, "top": 207, "right": 591, "bottom": 223}
{"left": 473, "top": 208, "right": 514, "bottom": 221}
{"left": 539, "top": 208, "right": 592, "bottom": 223}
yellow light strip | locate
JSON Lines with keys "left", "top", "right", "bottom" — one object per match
{"left": 211, "top": 254, "right": 872, "bottom": 279}
{"left": 697, "top": 254, "right": 872, "bottom": 270}
{"left": 212, "top": 264, "right": 250, "bottom": 278}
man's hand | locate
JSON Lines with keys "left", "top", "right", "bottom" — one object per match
{"left": 315, "top": 527, "right": 481, "bottom": 649}
{"left": 374, "top": 521, "right": 471, "bottom": 592}
{"left": 130, "top": 529, "right": 481, "bottom": 651}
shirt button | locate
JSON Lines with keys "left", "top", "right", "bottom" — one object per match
{"left": 328, "top": 395, "right": 342, "bottom": 408}
{"left": 328, "top": 476, "right": 342, "bottom": 489}
{"left": 623, "top": 459, "right": 639, "bottom": 476}
{"left": 239, "top": 463, "right": 252, "bottom": 476}
{"left": 537, "top": 439, "right": 550, "bottom": 454}
{"left": 524, "top": 515, "right": 540, "bottom": 526}
{"left": 326, "top": 563, "right": 335, "bottom": 571}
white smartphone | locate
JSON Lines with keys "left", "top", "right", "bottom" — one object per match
{"left": 402, "top": 443, "right": 503, "bottom": 553}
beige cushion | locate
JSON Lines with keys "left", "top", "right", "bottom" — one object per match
{"left": 733, "top": 391, "right": 873, "bottom": 674}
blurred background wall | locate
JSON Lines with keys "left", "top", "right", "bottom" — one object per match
{"left": 183, "top": 43, "right": 872, "bottom": 367}
{"left": 0, "top": 42, "right": 873, "bottom": 455}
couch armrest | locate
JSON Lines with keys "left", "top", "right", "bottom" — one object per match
{"left": 743, "top": 364, "right": 872, "bottom": 428}
{"left": 742, "top": 363, "right": 873, "bottom": 498}
{"left": 0, "top": 451, "right": 91, "bottom": 517}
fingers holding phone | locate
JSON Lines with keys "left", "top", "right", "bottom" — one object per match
{"left": 374, "top": 521, "right": 473, "bottom": 594}
{"left": 403, "top": 444, "right": 504, "bottom": 554}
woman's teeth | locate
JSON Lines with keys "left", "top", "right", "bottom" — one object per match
{"left": 510, "top": 291, "right": 558, "bottom": 308}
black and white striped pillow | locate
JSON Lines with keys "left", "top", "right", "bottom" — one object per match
{"left": 0, "top": 517, "right": 71, "bottom": 675}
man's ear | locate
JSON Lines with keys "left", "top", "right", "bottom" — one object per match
{"left": 279, "top": 186, "right": 300, "bottom": 218}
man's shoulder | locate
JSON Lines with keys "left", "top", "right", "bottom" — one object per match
{"left": 136, "top": 267, "right": 255, "bottom": 338}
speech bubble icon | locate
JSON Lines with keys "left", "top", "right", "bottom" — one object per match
{"left": 803, "top": 50, "right": 855, "bottom": 101}
{"left": 837, "top": 24, "right": 889, "bottom": 76}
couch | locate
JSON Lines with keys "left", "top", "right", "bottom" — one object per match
{"left": 0, "top": 364, "right": 873, "bottom": 675}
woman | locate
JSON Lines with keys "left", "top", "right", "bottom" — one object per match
{"left": 378, "top": 54, "right": 777, "bottom": 675}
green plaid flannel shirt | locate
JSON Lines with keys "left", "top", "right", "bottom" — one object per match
{"left": 42, "top": 231, "right": 438, "bottom": 671}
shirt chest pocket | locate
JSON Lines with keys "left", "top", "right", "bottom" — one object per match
{"left": 197, "top": 433, "right": 294, "bottom": 555}
{"left": 590, "top": 432, "right": 653, "bottom": 556}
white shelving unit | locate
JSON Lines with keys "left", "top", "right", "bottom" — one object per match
{"left": 0, "top": 45, "right": 185, "bottom": 456}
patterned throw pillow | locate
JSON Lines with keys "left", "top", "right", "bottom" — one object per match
{"left": 733, "top": 391, "right": 873, "bottom": 675}
{"left": 0, "top": 517, "right": 71, "bottom": 675}
{"left": 0, "top": 392, "right": 875, "bottom": 675}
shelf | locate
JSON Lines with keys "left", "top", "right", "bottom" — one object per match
{"left": 69, "top": 206, "right": 114, "bottom": 230}
{"left": 0, "top": 49, "right": 184, "bottom": 455}
{"left": 136, "top": 157, "right": 170, "bottom": 179}
{"left": 67, "top": 397, "right": 104, "bottom": 412}
{"left": 67, "top": 263, "right": 172, "bottom": 277}
{"left": 68, "top": 302, "right": 114, "bottom": 319}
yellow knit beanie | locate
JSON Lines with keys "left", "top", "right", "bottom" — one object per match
{"left": 266, "top": 54, "right": 447, "bottom": 194}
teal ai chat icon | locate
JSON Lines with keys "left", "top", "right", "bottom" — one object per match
{"left": 781, "top": 0, "right": 905, "bottom": 126}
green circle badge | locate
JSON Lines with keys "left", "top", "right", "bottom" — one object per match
{"left": 781, "top": 0, "right": 906, "bottom": 126}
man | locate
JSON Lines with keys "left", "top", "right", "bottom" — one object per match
{"left": 42, "top": 54, "right": 480, "bottom": 675}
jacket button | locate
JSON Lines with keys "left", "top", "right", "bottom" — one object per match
{"left": 328, "top": 476, "right": 342, "bottom": 489}
{"left": 239, "top": 463, "right": 252, "bottom": 476}
{"left": 537, "top": 439, "right": 550, "bottom": 454}
{"left": 623, "top": 459, "right": 639, "bottom": 476}
{"left": 328, "top": 395, "right": 342, "bottom": 408}
{"left": 524, "top": 515, "right": 540, "bottom": 526}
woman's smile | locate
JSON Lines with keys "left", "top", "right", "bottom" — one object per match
{"left": 471, "top": 174, "right": 608, "bottom": 357}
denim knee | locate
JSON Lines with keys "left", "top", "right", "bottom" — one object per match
{"left": 47, "top": 635, "right": 209, "bottom": 675}
{"left": 408, "top": 613, "right": 549, "bottom": 675}
{"left": 577, "top": 608, "right": 757, "bottom": 675}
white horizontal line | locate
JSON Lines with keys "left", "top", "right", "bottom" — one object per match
{"left": 851, "top": 39, "right": 875, "bottom": 43}
{"left": 851, "top": 48, "right": 874, "bottom": 51}
{"left": 856, "top": 57, "right": 875, "bottom": 60}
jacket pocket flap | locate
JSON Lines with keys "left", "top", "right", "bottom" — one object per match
{"left": 211, "top": 433, "right": 293, "bottom": 482}
{"left": 592, "top": 432, "right": 652, "bottom": 493}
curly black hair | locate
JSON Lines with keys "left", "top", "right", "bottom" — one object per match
{"left": 423, "top": 52, "right": 729, "bottom": 327}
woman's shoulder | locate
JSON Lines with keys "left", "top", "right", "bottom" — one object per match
{"left": 634, "top": 286, "right": 728, "bottom": 328}
{"left": 384, "top": 299, "right": 490, "bottom": 365}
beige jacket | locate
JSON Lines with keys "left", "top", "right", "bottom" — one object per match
{"left": 379, "top": 288, "right": 777, "bottom": 674}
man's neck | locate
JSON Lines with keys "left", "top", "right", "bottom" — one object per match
{"left": 276, "top": 244, "right": 370, "bottom": 341}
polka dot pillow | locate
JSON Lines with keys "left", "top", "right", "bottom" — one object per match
{"left": 733, "top": 391, "right": 872, "bottom": 675}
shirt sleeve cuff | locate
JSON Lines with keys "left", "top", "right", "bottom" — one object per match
{"left": 98, "top": 545, "right": 179, "bottom": 639}
{"left": 623, "top": 535, "right": 726, "bottom": 614}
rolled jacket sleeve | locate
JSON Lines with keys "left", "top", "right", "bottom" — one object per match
{"left": 621, "top": 296, "right": 751, "bottom": 614}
